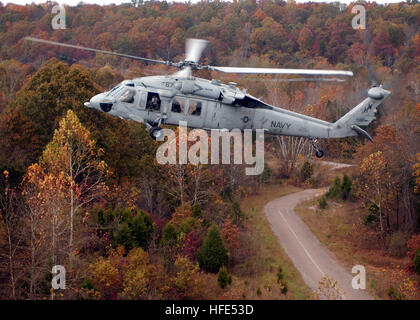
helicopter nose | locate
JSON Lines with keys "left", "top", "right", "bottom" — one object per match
{"left": 84, "top": 94, "right": 100, "bottom": 110}
{"left": 85, "top": 94, "right": 113, "bottom": 112}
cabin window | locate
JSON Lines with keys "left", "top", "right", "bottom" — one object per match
{"left": 146, "top": 92, "right": 161, "bottom": 111}
{"left": 171, "top": 97, "right": 186, "bottom": 113}
{"left": 188, "top": 100, "right": 202, "bottom": 116}
{"left": 119, "top": 89, "right": 135, "bottom": 103}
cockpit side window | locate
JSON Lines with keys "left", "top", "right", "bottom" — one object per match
{"left": 119, "top": 89, "right": 135, "bottom": 103}
{"left": 146, "top": 92, "right": 161, "bottom": 111}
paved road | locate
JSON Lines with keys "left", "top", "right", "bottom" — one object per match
{"left": 264, "top": 188, "right": 372, "bottom": 300}
{"left": 318, "top": 160, "right": 355, "bottom": 170}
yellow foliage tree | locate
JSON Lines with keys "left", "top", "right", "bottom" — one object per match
{"left": 414, "top": 153, "right": 420, "bottom": 194}
{"left": 172, "top": 256, "right": 202, "bottom": 299}
{"left": 22, "top": 163, "right": 70, "bottom": 298}
{"left": 357, "top": 151, "right": 393, "bottom": 234}
{"left": 21, "top": 110, "right": 109, "bottom": 298}
{"left": 40, "top": 109, "right": 108, "bottom": 254}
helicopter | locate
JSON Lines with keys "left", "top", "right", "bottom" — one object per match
{"left": 25, "top": 37, "right": 390, "bottom": 158}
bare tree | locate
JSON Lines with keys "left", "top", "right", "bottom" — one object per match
{"left": 0, "top": 171, "right": 24, "bottom": 299}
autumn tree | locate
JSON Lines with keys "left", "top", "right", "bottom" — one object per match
{"left": 40, "top": 109, "right": 108, "bottom": 258}
{"left": 182, "top": 230, "right": 202, "bottom": 261}
{"left": 20, "top": 110, "right": 108, "bottom": 298}
{"left": 221, "top": 217, "right": 240, "bottom": 251}
{"left": 264, "top": 81, "right": 313, "bottom": 176}
{"left": 356, "top": 151, "right": 393, "bottom": 236}
{"left": 0, "top": 59, "right": 153, "bottom": 186}
{"left": 356, "top": 125, "right": 418, "bottom": 232}
{"left": 0, "top": 170, "right": 23, "bottom": 299}
{"left": 171, "top": 256, "right": 202, "bottom": 299}
{"left": 86, "top": 246, "right": 166, "bottom": 300}
{"left": 21, "top": 163, "right": 66, "bottom": 298}
{"left": 0, "top": 59, "right": 32, "bottom": 111}
{"left": 3, "top": 60, "right": 98, "bottom": 166}
{"left": 121, "top": 247, "right": 155, "bottom": 299}
{"left": 414, "top": 153, "right": 420, "bottom": 194}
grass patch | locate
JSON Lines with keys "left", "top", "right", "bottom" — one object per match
{"left": 295, "top": 196, "right": 416, "bottom": 299}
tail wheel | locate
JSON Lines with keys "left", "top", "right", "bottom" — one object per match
{"left": 315, "top": 150, "right": 324, "bottom": 158}
{"left": 150, "top": 127, "right": 162, "bottom": 140}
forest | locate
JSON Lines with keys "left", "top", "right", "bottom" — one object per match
{"left": 0, "top": 0, "right": 419, "bottom": 299}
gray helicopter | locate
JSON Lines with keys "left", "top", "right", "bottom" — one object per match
{"left": 25, "top": 37, "right": 390, "bottom": 158}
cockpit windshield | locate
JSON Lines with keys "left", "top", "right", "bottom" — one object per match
{"left": 107, "top": 82, "right": 125, "bottom": 96}
{"left": 119, "top": 88, "right": 135, "bottom": 103}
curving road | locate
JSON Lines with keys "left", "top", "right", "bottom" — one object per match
{"left": 264, "top": 188, "right": 372, "bottom": 300}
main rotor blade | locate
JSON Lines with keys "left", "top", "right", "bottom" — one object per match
{"left": 207, "top": 66, "right": 353, "bottom": 77}
{"left": 25, "top": 37, "right": 171, "bottom": 66}
{"left": 185, "top": 38, "right": 208, "bottom": 63}
{"left": 245, "top": 77, "right": 347, "bottom": 82}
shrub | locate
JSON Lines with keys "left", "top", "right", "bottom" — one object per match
{"left": 261, "top": 165, "right": 272, "bottom": 183}
{"left": 326, "top": 176, "right": 341, "bottom": 198}
{"left": 326, "top": 175, "right": 353, "bottom": 200}
{"left": 318, "top": 196, "right": 327, "bottom": 209}
{"left": 341, "top": 174, "right": 352, "bottom": 200}
{"left": 230, "top": 200, "right": 244, "bottom": 224}
{"left": 192, "top": 203, "right": 202, "bottom": 217}
{"left": 179, "top": 217, "right": 196, "bottom": 234}
{"left": 387, "top": 285, "right": 403, "bottom": 300}
{"left": 131, "top": 212, "right": 154, "bottom": 247}
{"left": 197, "top": 225, "right": 228, "bottom": 273}
{"left": 300, "top": 161, "right": 313, "bottom": 181}
{"left": 309, "top": 173, "right": 322, "bottom": 187}
{"left": 280, "top": 280, "right": 288, "bottom": 294}
{"left": 363, "top": 202, "right": 379, "bottom": 225}
{"left": 414, "top": 248, "right": 420, "bottom": 276}
{"left": 276, "top": 266, "right": 284, "bottom": 283}
{"left": 406, "top": 234, "right": 420, "bottom": 260}
{"left": 113, "top": 210, "right": 154, "bottom": 251}
{"left": 217, "top": 266, "right": 230, "bottom": 289}
{"left": 160, "top": 223, "right": 178, "bottom": 246}
{"left": 388, "top": 232, "right": 408, "bottom": 257}
{"left": 182, "top": 231, "right": 202, "bottom": 260}
{"left": 256, "top": 287, "right": 261, "bottom": 296}
{"left": 113, "top": 222, "right": 134, "bottom": 251}
{"left": 221, "top": 186, "right": 233, "bottom": 201}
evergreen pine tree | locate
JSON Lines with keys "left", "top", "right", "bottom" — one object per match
{"left": 197, "top": 225, "right": 228, "bottom": 273}
{"left": 217, "top": 266, "right": 229, "bottom": 288}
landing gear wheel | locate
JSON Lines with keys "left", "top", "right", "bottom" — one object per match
{"left": 150, "top": 127, "right": 162, "bottom": 140}
{"left": 309, "top": 138, "right": 325, "bottom": 158}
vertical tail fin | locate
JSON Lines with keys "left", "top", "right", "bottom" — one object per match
{"left": 331, "top": 86, "right": 391, "bottom": 139}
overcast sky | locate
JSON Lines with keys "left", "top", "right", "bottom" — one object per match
{"left": 3, "top": 0, "right": 408, "bottom": 7}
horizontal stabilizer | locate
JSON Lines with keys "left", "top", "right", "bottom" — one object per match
{"left": 351, "top": 125, "right": 373, "bottom": 142}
